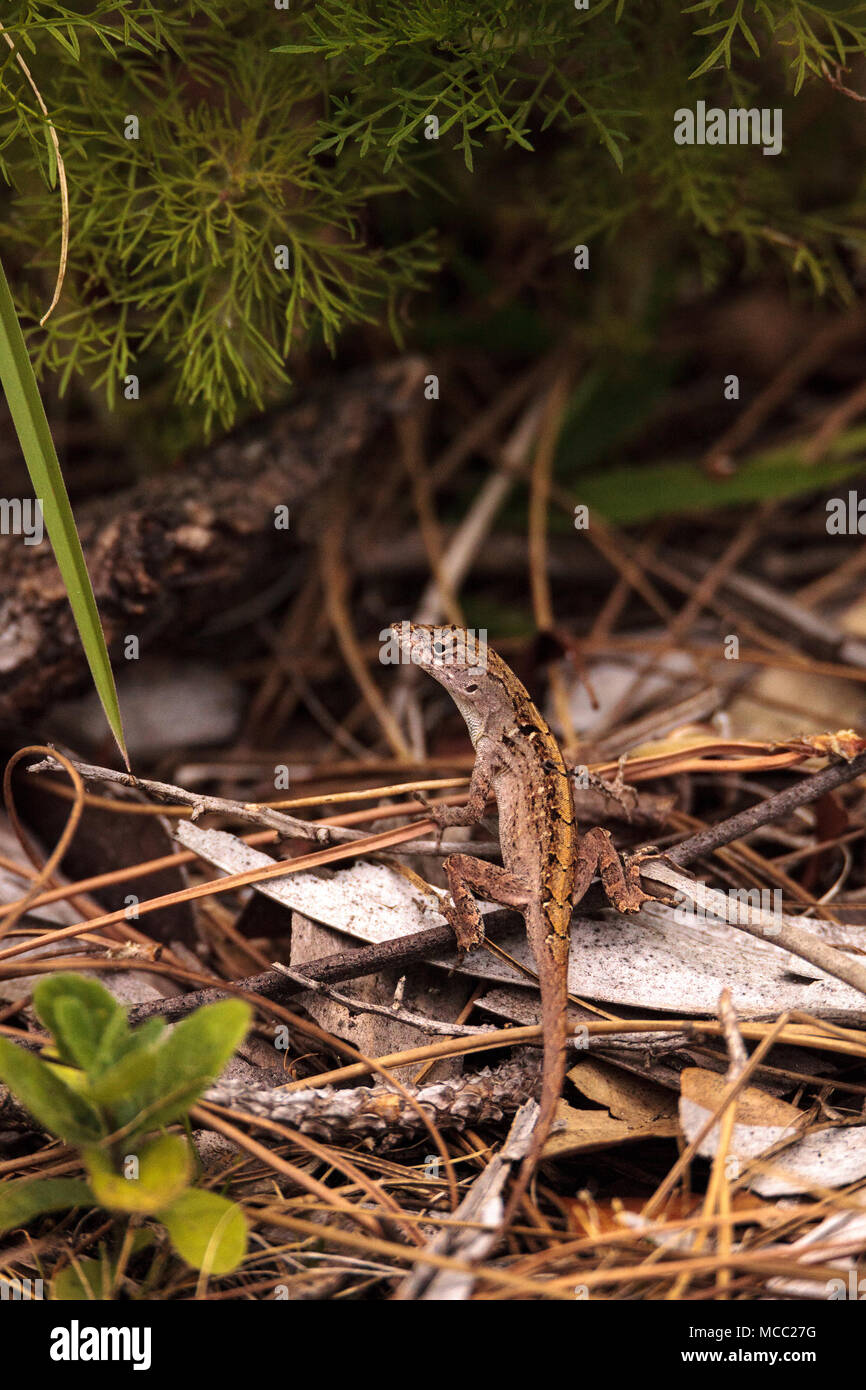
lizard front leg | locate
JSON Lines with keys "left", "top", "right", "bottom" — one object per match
{"left": 572, "top": 826, "right": 653, "bottom": 913}
{"left": 418, "top": 738, "right": 496, "bottom": 829}
{"left": 439, "top": 854, "right": 528, "bottom": 954}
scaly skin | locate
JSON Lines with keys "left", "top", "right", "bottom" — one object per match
{"left": 390, "top": 622, "right": 650, "bottom": 1236}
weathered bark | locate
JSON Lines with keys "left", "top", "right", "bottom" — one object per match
{"left": 0, "top": 358, "right": 425, "bottom": 722}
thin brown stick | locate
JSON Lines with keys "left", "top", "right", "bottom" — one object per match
{"left": 528, "top": 369, "right": 575, "bottom": 745}
{"left": 591, "top": 503, "right": 771, "bottom": 740}
{"left": 188, "top": 1104, "right": 385, "bottom": 1239}
{"left": 641, "top": 1013, "right": 793, "bottom": 1222}
{"left": 191, "top": 1102, "right": 423, "bottom": 1245}
{"left": 1, "top": 747, "right": 86, "bottom": 939}
{"left": 398, "top": 411, "right": 464, "bottom": 627}
{"left": 107, "top": 749, "right": 866, "bottom": 1032}
{"left": 319, "top": 486, "right": 411, "bottom": 760}
{"left": 702, "top": 306, "right": 866, "bottom": 470}
{"left": 805, "top": 374, "right": 866, "bottom": 462}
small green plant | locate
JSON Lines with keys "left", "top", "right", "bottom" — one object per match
{"left": 0, "top": 974, "right": 251, "bottom": 1290}
{"left": 4, "top": 3, "right": 866, "bottom": 438}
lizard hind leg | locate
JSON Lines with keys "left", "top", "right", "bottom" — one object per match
{"left": 572, "top": 826, "right": 653, "bottom": 914}
{"left": 440, "top": 854, "right": 528, "bottom": 955}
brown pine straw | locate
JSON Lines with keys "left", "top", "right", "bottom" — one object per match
{"left": 244, "top": 1207, "right": 847, "bottom": 1299}
{"left": 0, "top": 746, "right": 87, "bottom": 938}
{"left": 189, "top": 1103, "right": 422, "bottom": 1246}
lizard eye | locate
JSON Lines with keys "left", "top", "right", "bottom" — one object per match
{"left": 464, "top": 683, "right": 478, "bottom": 692}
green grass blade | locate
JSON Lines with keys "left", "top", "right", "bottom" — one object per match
{"left": 0, "top": 254, "right": 128, "bottom": 766}
{"left": 558, "top": 427, "right": 866, "bottom": 525}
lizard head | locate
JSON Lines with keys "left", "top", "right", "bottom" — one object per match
{"left": 387, "top": 622, "right": 501, "bottom": 745}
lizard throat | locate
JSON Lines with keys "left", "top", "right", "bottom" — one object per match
{"left": 453, "top": 697, "right": 483, "bottom": 747}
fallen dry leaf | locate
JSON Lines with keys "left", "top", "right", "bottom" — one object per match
{"left": 679, "top": 1067, "right": 866, "bottom": 1196}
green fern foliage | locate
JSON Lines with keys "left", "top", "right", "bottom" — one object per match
{"left": 2, "top": 2, "right": 866, "bottom": 436}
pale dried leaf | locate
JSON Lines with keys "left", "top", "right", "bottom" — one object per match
{"left": 176, "top": 825, "right": 866, "bottom": 1023}
{"left": 679, "top": 1068, "right": 866, "bottom": 1196}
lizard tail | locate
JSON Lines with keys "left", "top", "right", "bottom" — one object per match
{"left": 498, "top": 926, "right": 569, "bottom": 1236}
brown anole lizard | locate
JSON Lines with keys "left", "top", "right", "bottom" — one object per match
{"left": 391, "top": 622, "right": 652, "bottom": 1232}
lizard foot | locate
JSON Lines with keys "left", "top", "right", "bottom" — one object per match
{"left": 415, "top": 789, "right": 449, "bottom": 850}
{"left": 441, "top": 852, "right": 492, "bottom": 955}
{"left": 443, "top": 891, "right": 486, "bottom": 954}
{"left": 615, "top": 844, "right": 659, "bottom": 913}
{"left": 574, "top": 827, "right": 656, "bottom": 913}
